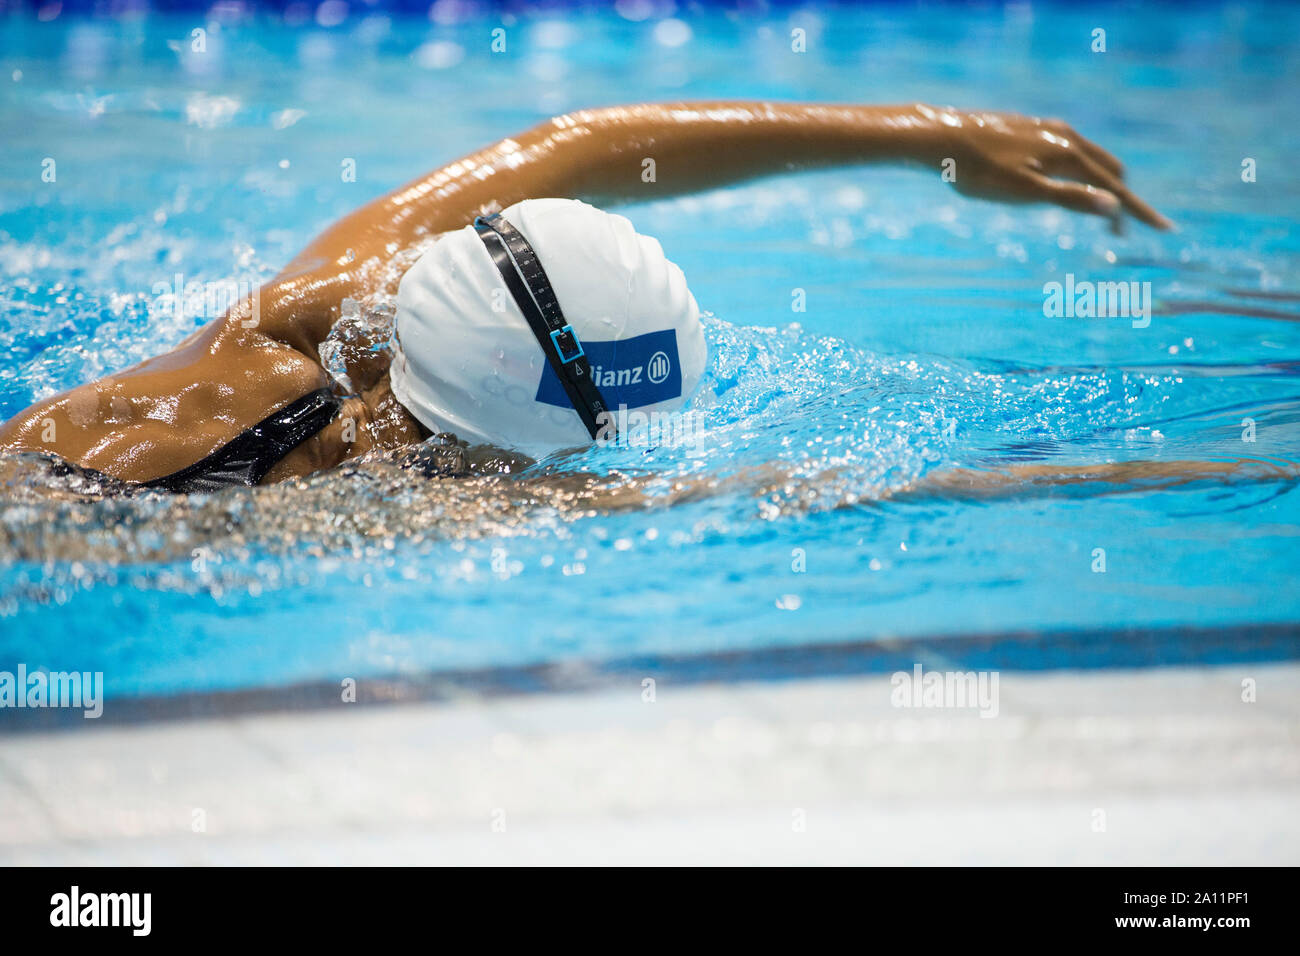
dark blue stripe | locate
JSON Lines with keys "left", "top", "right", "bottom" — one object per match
{"left": 2, "top": 620, "right": 1295, "bottom": 734}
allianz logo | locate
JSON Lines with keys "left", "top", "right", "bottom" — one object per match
{"left": 588, "top": 350, "right": 671, "bottom": 388}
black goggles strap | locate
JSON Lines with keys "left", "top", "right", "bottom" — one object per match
{"left": 473, "top": 213, "right": 612, "bottom": 441}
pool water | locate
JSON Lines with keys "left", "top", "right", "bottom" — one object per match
{"left": 1, "top": 2, "right": 1298, "bottom": 699}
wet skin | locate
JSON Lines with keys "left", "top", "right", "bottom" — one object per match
{"left": 0, "top": 101, "right": 1174, "bottom": 488}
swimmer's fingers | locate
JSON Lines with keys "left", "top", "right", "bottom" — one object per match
{"left": 1020, "top": 170, "right": 1126, "bottom": 226}
{"left": 1099, "top": 173, "right": 1173, "bottom": 231}
{"left": 1077, "top": 136, "right": 1124, "bottom": 180}
{"left": 1045, "top": 121, "right": 1125, "bottom": 179}
{"left": 1038, "top": 148, "right": 1173, "bottom": 231}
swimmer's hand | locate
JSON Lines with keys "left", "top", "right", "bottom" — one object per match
{"left": 918, "top": 105, "right": 1173, "bottom": 232}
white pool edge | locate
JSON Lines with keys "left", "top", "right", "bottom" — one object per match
{"left": 1, "top": 662, "right": 1297, "bottom": 865}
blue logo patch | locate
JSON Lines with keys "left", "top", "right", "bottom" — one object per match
{"left": 535, "top": 329, "right": 682, "bottom": 410}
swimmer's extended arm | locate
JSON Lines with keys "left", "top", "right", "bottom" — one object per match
{"left": 0, "top": 101, "right": 1174, "bottom": 483}
{"left": 263, "top": 101, "right": 1171, "bottom": 354}
{"left": 555, "top": 456, "right": 1297, "bottom": 512}
{"left": 887, "top": 457, "right": 1298, "bottom": 502}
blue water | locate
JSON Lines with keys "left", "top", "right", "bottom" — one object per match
{"left": 1, "top": 2, "right": 1299, "bottom": 699}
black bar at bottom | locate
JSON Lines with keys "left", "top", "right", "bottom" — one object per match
{"left": 0, "top": 866, "right": 1287, "bottom": 941}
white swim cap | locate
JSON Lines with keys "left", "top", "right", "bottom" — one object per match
{"left": 390, "top": 198, "right": 704, "bottom": 455}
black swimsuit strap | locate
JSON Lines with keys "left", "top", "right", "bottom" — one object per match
{"left": 141, "top": 388, "right": 343, "bottom": 493}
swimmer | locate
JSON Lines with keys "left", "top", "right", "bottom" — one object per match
{"left": 1, "top": 100, "right": 1280, "bottom": 500}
